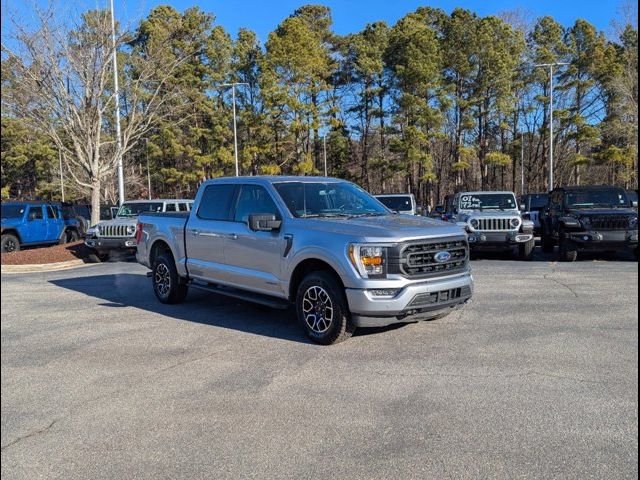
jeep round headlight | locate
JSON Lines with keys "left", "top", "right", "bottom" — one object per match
{"left": 630, "top": 216, "right": 638, "bottom": 229}
{"left": 127, "top": 225, "right": 136, "bottom": 235}
{"left": 510, "top": 218, "right": 521, "bottom": 229}
{"left": 469, "top": 218, "right": 479, "bottom": 230}
{"left": 580, "top": 216, "right": 591, "bottom": 228}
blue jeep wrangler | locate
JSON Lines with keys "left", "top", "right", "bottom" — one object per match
{"left": 1, "top": 202, "right": 75, "bottom": 253}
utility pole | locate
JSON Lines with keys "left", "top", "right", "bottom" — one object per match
{"left": 110, "top": 0, "right": 124, "bottom": 205}
{"left": 323, "top": 135, "right": 327, "bottom": 176}
{"left": 521, "top": 131, "right": 525, "bottom": 196}
{"left": 218, "top": 83, "right": 249, "bottom": 176}
{"left": 534, "top": 62, "right": 568, "bottom": 192}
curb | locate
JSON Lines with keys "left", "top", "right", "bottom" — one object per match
{"left": 1, "top": 259, "right": 96, "bottom": 274}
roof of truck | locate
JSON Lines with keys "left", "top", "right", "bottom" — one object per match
{"left": 457, "top": 191, "right": 516, "bottom": 195}
{"left": 554, "top": 185, "right": 625, "bottom": 192}
{"left": 121, "top": 199, "right": 193, "bottom": 203}
{"left": 206, "top": 176, "right": 347, "bottom": 184}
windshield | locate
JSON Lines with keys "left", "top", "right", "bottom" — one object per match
{"left": 274, "top": 182, "right": 389, "bottom": 218}
{"left": 528, "top": 194, "right": 549, "bottom": 210}
{"left": 565, "top": 189, "right": 629, "bottom": 209}
{"left": 459, "top": 193, "right": 517, "bottom": 211}
{"left": 1, "top": 204, "right": 26, "bottom": 219}
{"left": 376, "top": 196, "right": 413, "bottom": 212}
{"left": 117, "top": 202, "right": 164, "bottom": 217}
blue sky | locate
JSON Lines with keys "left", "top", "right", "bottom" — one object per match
{"left": 120, "top": 0, "right": 624, "bottom": 40}
{"left": 1, "top": 0, "right": 630, "bottom": 42}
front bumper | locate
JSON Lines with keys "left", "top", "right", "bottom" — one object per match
{"left": 346, "top": 272, "right": 473, "bottom": 328}
{"left": 467, "top": 231, "right": 533, "bottom": 249}
{"left": 85, "top": 237, "right": 137, "bottom": 252}
{"left": 567, "top": 230, "right": 638, "bottom": 250}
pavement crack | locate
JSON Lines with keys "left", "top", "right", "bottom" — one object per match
{"left": 1, "top": 418, "right": 59, "bottom": 451}
{"left": 543, "top": 274, "right": 579, "bottom": 297}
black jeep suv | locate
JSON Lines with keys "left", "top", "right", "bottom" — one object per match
{"left": 541, "top": 186, "right": 638, "bottom": 262}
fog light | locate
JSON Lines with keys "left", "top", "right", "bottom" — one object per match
{"left": 368, "top": 289, "right": 400, "bottom": 297}
{"left": 582, "top": 235, "right": 589, "bottom": 241}
{"left": 468, "top": 235, "right": 477, "bottom": 243}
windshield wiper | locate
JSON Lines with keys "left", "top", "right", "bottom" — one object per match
{"left": 348, "top": 212, "right": 386, "bottom": 218}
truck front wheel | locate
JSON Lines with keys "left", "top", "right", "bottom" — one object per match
{"left": 296, "top": 271, "right": 355, "bottom": 345}
{"left": 559, "top": 233, "right": 578, "bottom": 262}
{"left": 152, "top": 254, "right": 188, "bottom": 304}
{"left": 518, "top": 239, "right": 535, "bottom": 261}
{"left": 1, "top": 234, "right": 20, "bottom": 253}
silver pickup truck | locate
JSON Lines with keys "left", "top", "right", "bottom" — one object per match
{"left": 135, "top": 177, "right": 473, "bottom": 344}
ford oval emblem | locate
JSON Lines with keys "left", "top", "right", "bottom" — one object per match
{"left": 434, "top": 251, "right": 452, "bottom": 263}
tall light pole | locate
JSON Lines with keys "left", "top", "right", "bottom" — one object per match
{"left": 110, "top": 0, "right": 124, "bottom": 205}
{"left": 59, "top": 150, "right": 65, "bottom": 202}
{"left": 145, "top": 138, "right": 151, "bottom": 200}
{"left": 534, "top": 62, "right": 568, "bottom": 191}
{"left": 218, "top": 83, "right": 249, "bottom": 176}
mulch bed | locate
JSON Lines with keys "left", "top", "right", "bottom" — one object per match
{"left": 1, "top": 241, "right": 96, "bottom": 265}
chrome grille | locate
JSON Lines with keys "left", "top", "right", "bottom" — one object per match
{"left": 97, "top": 224, "right": 132, "bottom": 238}
{"left": 475, "top": 218, "right": 517, "bottom": 232}
{"left": 390, "top": 238, "right": 469, "bottom": 278}
{"left": 588, "top": 216, "right": 631, "bottom": 231}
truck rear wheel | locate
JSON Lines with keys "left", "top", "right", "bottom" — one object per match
{"left": 152, "top": 254, "right": 188, "bottom": 304}
{"left": 296, "top": 271, "right": 355, "bottom": 345}
{"left": 1, "top": 234, "right": 20, "bottom": 253}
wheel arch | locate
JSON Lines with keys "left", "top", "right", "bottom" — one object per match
{"left": 1, "top": 228, "right": 21, "bottom": 243}
{"left": 149, "top": 239, "right": 176, "bottom": 265}
{"left": 288, "top": 258, "right": 344, "bottom": 302}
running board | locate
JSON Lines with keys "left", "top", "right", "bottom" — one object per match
{"left": 189, "top": 281, "right": 290, "bottom": 310}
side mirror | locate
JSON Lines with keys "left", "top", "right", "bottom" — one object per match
{"left": 520, "top": 204, "right": 526, "bottom": 211}
{"left": 248, "top": 214, "right": 281, "bottom": 232}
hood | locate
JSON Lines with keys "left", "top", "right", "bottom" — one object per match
{"left": 290, "top": 214, "right": 466, "bottom": 242}
{"left": 1, "top": 218, "right": 22, "bottom": 228}
{"left": 568, "top": 208, "right": 637, "bottom": 217}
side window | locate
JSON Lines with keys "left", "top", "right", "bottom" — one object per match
{"left": 46, "top": 206, "right": 58, "bottom": 219}
{"left": 234, "top": 185, "right": 279, "bottom": 223}
{"left": 550, "top": 192, "right": 562, "bottom": 212}
{"left": 197, "top": 184, "right": 236, "bottom": 221}
{"left": 177, "top": 202, "right": 187, "bottom": 212}
{"left": 165, "top": 203, "right": 177, "bottom": 212}
{"left": 28, "top": 206, "right": 44, "bottom": 220}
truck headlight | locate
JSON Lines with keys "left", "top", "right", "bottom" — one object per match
{"left": 469, "top": 218, "right": 479, "bottom": 230}
{"left": 510, "top": 218, "right": 521, "bottom": 229}
{"left": 348, "top": 244, "right": 387, "bottom": 278}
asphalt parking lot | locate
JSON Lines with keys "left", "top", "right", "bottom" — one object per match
{"left": 1, "top": 252, "right": 638, "bottom": 479}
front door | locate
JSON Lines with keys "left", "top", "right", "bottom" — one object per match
{"left": 26, "top": 206, "right": 47, "bottom": 243}
{"left": 224, "top": 184, "right": 286, "bottom": 297}
{"left": 185, "top": 183, "right": 238, "bottom": 283}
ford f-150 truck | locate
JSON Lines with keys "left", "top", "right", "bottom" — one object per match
{"left": 136, "top": 176, "right": 474, "bottom": 344}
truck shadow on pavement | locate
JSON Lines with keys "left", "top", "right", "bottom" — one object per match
{"left": 50, "top": 273, "right": 406, "bottom": 344}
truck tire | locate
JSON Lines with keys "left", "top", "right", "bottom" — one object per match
{"left": 518, "top": 239, "right": 535, "bottom": 261}
{"left": 559, "top": 233, "right": 578, "bottom": 262}
{"left": 65, "top": 229, "right": 79, "bottom": 243}
{"left": 541, "top": 234, "right": 555, "bottom": 253}
{"left": 1, "top": 234, "right": 20, "bottom": 253}
{"left": 296, "top": 271, "right": 355, "bottom": 345}
{"left": 152, "top": 253, "right": 188, "bottom": 304}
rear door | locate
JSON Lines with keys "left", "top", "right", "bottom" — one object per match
{"left": 45, "top": 205, "right": 64, "bottom": 241}
{"left": 25, "top": 206, "right": 47, "bottom": 243}
{"left": 185, "top": 183, "right": 238, "bottom": 282}
{"left": 223, "top": 184, "right": 286, "bottom": 296}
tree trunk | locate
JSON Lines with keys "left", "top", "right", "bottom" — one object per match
{"left": 91, "top": 178, "right": 101, "bottom": 226}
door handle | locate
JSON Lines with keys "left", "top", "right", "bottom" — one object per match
{"left": 228, "top": 233, "right": 238, "bottom": 240}
{"left": 189, "top": 229, "right": 200, "bottom": 236}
